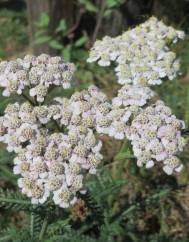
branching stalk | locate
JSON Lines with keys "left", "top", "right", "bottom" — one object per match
{"left": 92, "top": 0, "right": 106, "bottom": 44}
{"left": 22, "top": 93, "right": 35, "bottom": 105}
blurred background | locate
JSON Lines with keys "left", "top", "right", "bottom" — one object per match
{"left": 0, "top": 0, "right": 188, "bottom": 59}
{"left": 0, "top": 0, "right": 189, "bottom": 241}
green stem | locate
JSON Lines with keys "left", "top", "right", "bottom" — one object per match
{"left": 114, "top": 139, "right": 135, "bottom": 161}
{"left": 114, "top": 138, "right": 134, "bottom": 178}
{"left": 30, "top": 212, "right": 34, "bottom": 238}
{"left": 39, "top": 215, "right": 49, "bottom": 241}
{"left": 120, "top": 139, "right": 130, "bottom": 153}
{"left": 48, "top": 85, "right": 56, "bottom": 95}
{"left": 22, "top": 93, "right": 35, "bottom": 105}
{"left": 92, "top": 0, "right": 106, "bottom": 44}
{"left": 43, "top": 85, "right": 56, "bottom": 104}
{"left": 116, "top": 205, "right": 137, "bottom": 223}
{"left": 53, "top": 120, "right": 61, "bottom": 132}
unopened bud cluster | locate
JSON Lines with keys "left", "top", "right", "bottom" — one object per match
{"left": 88, "top": 17, "right": 186, "bottom": 174}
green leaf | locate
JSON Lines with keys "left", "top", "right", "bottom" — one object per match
{"left": 62, "top": 45, "right": 71, "bottom": 61}
{"left": 36, "top": 13, "right": 50, "bottom": 28}
{"left": 159, "top": 218, "right": 169, "bottom": 236}
{"left": 79, "top": 0, "right": 97, "bottom": 12}
{"left": 106, "top": 0, "right": 118, "bottom": 9}
{"left": 73, "top": 49, "right": 88, "bottom": 61}
{"left": 0, "top": 188, "right": 31, "bottom": 210}
{"left": 0, "top": 165, "right": 17, "bottom": 185}
{"left": 49, "top": 40, "right": 63, "bottom": 50}
{"left": 0, "top": 149, "right": 14, "bottom": 164}
{"left": 56, "top": 19, "right": 66, "bottom": 33}
{"left": 114, "top": 139, "right": 134, "bottom": 160}
{"left": 34, "top": 35, "right": 51, "bottom": 45}
{"left": 34, "top": 29, "right": 46, "bottom": 38}
{"left": 104, "top": 9, "right": 112, "bottom": 17}
{"left": 114, "top": 152, "right": 135, "bottom": 161}
{"left": 47, "top": 218, "right": 71, "bottom": 236}
{"left": 74, "top": 36, "right": 88, "bottom": 47}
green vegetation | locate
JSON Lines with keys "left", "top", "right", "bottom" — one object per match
{"left": 0, "top": 1, "right": 189, "bottom": 242}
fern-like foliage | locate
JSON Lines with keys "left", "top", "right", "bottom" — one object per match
{"left": 0, "top": 164, "right": 187, "bottom": 242}
{"left": 0, "top": 188, "right": 31, "bottom": 210}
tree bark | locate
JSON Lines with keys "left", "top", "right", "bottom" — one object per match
{"left": 26, "top": 0, "right": 75, "bottom": 55}
{"left": 25, "top": 0, "right": 187, "bottom": 55}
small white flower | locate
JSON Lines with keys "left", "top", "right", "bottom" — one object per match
{"left": 146, "top": 160, "right": 154, "bottom": 169}
{"left": 53, "top": 185, "right": 77, "bottom": 208}
{"left": 31, "top": 179, "right": 50, "bottom": 204}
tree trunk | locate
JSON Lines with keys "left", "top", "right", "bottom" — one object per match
{"left": 26, "top": 0, "right": 75, "bottom": 55}
{"left": 25, "top": 0, "right": 186, "bottom": 55}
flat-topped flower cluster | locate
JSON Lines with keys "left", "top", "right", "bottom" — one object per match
{"left": 0, "top": 85, "right": 106, "bottom": 207}
{"left": 127, "top": 101, "right": 185, "bottom": 174}
{"left": 87, "top": 16, "right": 184, "bottom": 86}
{"left": 0, "top": 54, "right": 75, "bottom": 101}
{"left": 88, "top": 16, "right": 186, "bottom": 175}
{"left": 0, "top": 17, "right": 187, "bottom": 208}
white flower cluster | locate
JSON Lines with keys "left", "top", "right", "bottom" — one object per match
{"left": 97, "top": 85, "right": 155, "bottom": 140}
{"left": 0, "top": 54, "right": 76, "bottom": 102}
{"left": 87, "top": 17, "right": 185, "bottom": 86}
{"left": 0, "top": 86, "right": 106, "bottom": 207}
{"left": 112, "top": 85, "right": 155, "bottom": 107}
{"left": 15, "top": 128, "right": 102, "bottom": 207}
{"left": 88, "top": 17, "right": 186, "bottom": 174}
{"left": 0, "top": 16, "right": 186, "bottom": 209}
{"left": 127, "top": 101, "right": 186, "bottom": 175}
{"left": 52, "top": 85, "right": 109, "bottom": 133}
{"left": 47, "top": 85, "right": 154, "bottom": 140}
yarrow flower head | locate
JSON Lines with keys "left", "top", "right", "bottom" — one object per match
{"left": 87, "top": 17, "right": 185, "bottom": 86}
{"left": 95, "top": 85, "right": 155, "bottom": 140}
{"left": 127, "top": 101, "right": 186, "bottom": 175}
{"left": 0, "top": 16, "right": 187, "bottom": 210}
{"left": 52, "top": 85, "right": 110, "bottom": 135}
{"left": 87, "top": 17, "right": 186, "bottom": 175}
{"left": 0, "top": 85, "right": 105, "bottom": 208}
{"left": 14, "top": 128, "right": 102, "bottom": 207}
{"left": 112, "top": 85, "right": 155, "bottom": 107}
{"left": 0, "top": 54, "right": 76, "bottom": 101}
